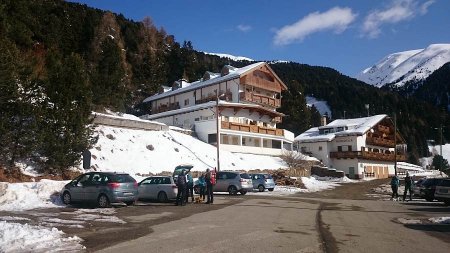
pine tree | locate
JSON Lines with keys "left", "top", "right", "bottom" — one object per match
{"left": 432, "top": 155, "right": 450, "bottom": 175}
{"left": 40, "top": 51, "right": 94, "bottom": 174}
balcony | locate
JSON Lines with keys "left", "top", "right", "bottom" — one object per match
{"left": 241, "top": 75, "right": 280, "bottom": 92}
{"left": 153, "top": 102, "right": 180, "bottom": 114}
{"left": 366, "top": 136, "right": 395, "bottom": 148}
{"left": 330, "top": 150, "right": 407, "bottom": 162}
{"left": 239, "top": 91, "right": 281, "bottom": 108}
{"left": 221, "top": 121, "right": 284, "bottom": 137}
{"left": 377, "top": 125, "right": 391, "bottom": 134}
{"left": 196, "top": 91, "right": 232, "bottom": 104}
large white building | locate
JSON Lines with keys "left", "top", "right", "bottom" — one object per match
{"left": 141, "top": 62, "right": 294, "bottom": 156}
{"left": 295, "top": 115, "right": 407, "bottom": 179}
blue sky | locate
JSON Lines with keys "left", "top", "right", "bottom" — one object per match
{"left": 70, "top": 0, "right": 450, "bottom": 77}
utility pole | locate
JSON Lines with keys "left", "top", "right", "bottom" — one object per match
{"left": 216, "top": 90, "right": 220, "bottom": 172}
{"left": 394, "top": 113, "right": 397, "bottom": 176}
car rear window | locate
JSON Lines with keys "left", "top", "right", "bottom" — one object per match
{"left": 438, "top": 179, "right": 450, "bottom": 187}
{"left": 240, "top": 173, "right": 251, "bottom": 179}
{"left": 112, "top": 174, "right": 136, "bottom": 183}
{"left": 423, "top": 179, "right": 442, "bottom": 187}
{"left": 263, "top": 174, "right": 273, "bottom": 179}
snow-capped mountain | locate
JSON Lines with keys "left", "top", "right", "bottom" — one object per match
{"left": 357, "top": 44, "right": 450, "bottom": 88}
{"left": 203, "top": 52, "right": 254, "bottom": 62}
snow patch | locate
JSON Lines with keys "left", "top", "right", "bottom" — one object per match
{"left": 306, "top": 96, "right": 332, "bottom": 117}
{"left": 429, "top": 216, "right": 450, "bottom": 224}
{"left": 203, "top": 52, "right": 253, "bottom": 61}
{"left": 0, "top": 221, "right": 85, "bottom": 253}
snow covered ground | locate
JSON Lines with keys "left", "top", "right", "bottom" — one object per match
{"left": 85, "top": 124, "right": 287, "bottom": 175}
{"left": 305, "top": 96, "right": 332, "bottom": 118}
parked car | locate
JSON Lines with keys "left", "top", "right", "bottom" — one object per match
{"left": 418, "top": 178, "right": 444, "bottom": 201}
{"left": 434, "top": 179, "right": 450, "bottom": 205}
{"left": 413, "top": 177, "right": 426, "bottom": 197}
{"left": 249, "top": 173, "right": 275, "bottom": 192}
{"left": 213, "top": 171, "right": 253, "bottom": 195}
{"left": 61, "top": 172, "right": 138, "bottom": 208}
{"left": 138, "top": 176, "right": 178, "bottom": 202}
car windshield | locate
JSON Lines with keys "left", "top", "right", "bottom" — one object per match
{"left": 240, "top": 173, "right": 251, "bottom": 179}
{"left": 264, "top": 174, "right": 273, "bottom": 179}
{"left": 112, "top": 174, "right": 136, "bottom": 183}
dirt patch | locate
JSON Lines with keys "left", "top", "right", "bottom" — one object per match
{"left": 0, "top": 167, "right": 81, "bottom": 183}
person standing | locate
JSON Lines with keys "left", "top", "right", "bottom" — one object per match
{"left": 198, "top": 173, "right": 206, "bottom": 201}
{"left": 176, "top": 170, "right": 187, "bottom": 206}
{"left": 205, "top": 168, "right": 214, "bottom": 204}
{"left": 390, "top": 174, "right": 400, "bottom": 200}
{"left": 403, "top": 172, "right": 413, "bottom": 201}
{"left": 186, "top": 171, "right": 194, "bottom": 203}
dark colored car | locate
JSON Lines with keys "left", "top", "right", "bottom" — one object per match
{"left": 61, "top": 172, "right": 138, "bottom": 207}
{"left": 418, "top": 178, "right": 444, "bottom": 201}
{"left": 434, "top": 179, "right": 450, "bottom": 205}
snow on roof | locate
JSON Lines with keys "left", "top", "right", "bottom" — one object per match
{"left": 397, "top": 162, "right": 424, "bottom": 171}
{"left": 143, "top": 62, "right": 266, "bottom": 103}
{"left": 295, "top": 114, "right": 388, "bottom": 142}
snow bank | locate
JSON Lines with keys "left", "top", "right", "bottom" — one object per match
{"left": 299, "top": 176, "right": 353, "bottom": 192}
{"left": 0, "top": 221, "right": 85, "bottom": 253}
{"left": 86, "top": 125, "right": 285, "bottom": 175}
{"left": 429, "top": 217, "right": 450, "bottom": 224}
{"left": 0, "top": 180, "right": 67, "bottom": 211}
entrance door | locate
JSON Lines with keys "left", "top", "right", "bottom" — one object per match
{"left": 349, "top": 167, "right": 355, "bottom": 179}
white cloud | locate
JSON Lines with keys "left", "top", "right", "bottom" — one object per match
{"left": 273, "top": 7, "right": 357, "bottom": 46}
{"left": 362, "top": 0, "right": 435, "bottom": 38}
{"left": 237, "top": 24, "right": 252, "bottom": 32}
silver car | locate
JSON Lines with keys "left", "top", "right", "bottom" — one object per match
{"left": 214, "top": 171, "right": 253, "bottom": 195}
{"left": 250, "top": 173, "right": 276, "bottom": 192}
{"left": 138, "top": 176, "right": 178, "bottom": 202}
{"left": 434, "top": 179, "right": 450, "bottom": 205}
{"left": 61, "top": 172, "right": 138, "bottom": 208}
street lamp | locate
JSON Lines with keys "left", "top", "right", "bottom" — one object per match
{"left": 216, "top": 90, "right": 226, "bottom": 172}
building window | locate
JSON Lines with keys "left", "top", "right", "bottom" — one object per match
{"left": 184, "top": 99, "right": 189, "bottom": 106}
{"left": 319, "top": 146, "right": 323, "bottom": 151}
{"left": 337, "top": 146, "right": 342, "bottom": 152}
{"left": 348, "top": 145, "right": 352, "bottom": 151}
{"left": 208, "top": 134, "right": 217, "bottom": 144}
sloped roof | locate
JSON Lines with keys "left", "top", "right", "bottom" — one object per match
{"left": 295, "top": 114, "right": 388, "bottom": 143}
{"left": 143, "top": 62, "right": 266, "bottom": 103}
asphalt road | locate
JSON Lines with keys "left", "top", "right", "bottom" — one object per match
{"left": 94, "top": 180, "right": 450, "bottom": 253}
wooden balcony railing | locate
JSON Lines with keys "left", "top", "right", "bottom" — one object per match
{"left": 153, "top": 103, "right": 180, "bottom": 114}
{"left": 330, "top": 150, "right": 406, "bottom": 162}
{"left": 377, "top": 125, "right": 391, "bottom": 134}
{"left": 221, "top": 121, "right": 284, "bottom": 136}
{"left": 241, "top": 75, "right": 281, "bottom": 92}
{"left": 239, "top": 91, "right": 280, "bottom": 108}
{"left": 366, "top": 136, "right": 395, "bottom": 148}
{"left": 196, "top": 91, "right": 232, "bottom": 104}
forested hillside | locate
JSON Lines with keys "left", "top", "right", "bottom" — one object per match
{"left": 386, "top": 62, "right": 450, "bottom": 112}
{"left": 0, "top": 0, "right": 448, "bottom": 174}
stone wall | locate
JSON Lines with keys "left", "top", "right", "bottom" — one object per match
{"left": 311, "top": 166, "right": 345, "bottom": 178}
{"left": 92, "top": 114, "right": 169, "bottom": 131}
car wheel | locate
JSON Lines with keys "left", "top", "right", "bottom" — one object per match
{"left": 158, "top": 191, "right": 168, "bottom": 203}
{"left": 258, "top": 185, "right": 265, "bottom": 192}
{"left": 268, "top": 188, "right": 274, "bottom": 192}
{"left": 125, "top": 201, "right": 135, "bottom": 206}
{"left": 62, "top": 192, "right": 71, "bottom": 205}
{"left": 228, "top": 185, "right": 238, "bottom": 195}
{"left": 98, "top": 194, "right": 110, "bottom": 208}
{"left": 240, "top": 190, "right": 247, "bottom": 195}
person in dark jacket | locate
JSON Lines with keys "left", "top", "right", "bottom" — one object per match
{"left": 205, "top": 168, "right": 214, "bottom": 204}
{"left": 176, "top": 170, "right": 187, "bottom": 206}
{"left": 185, "top": 171, "right": 194, "bottom": 203}
{"left": 390, "top": 175, "right": 400, "bottom": 200}
{"left": 403, "top": 172, "right": 413, "bottom": 201}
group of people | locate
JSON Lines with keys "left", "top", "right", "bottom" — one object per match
{"left": 175, "top": 168, "right": 215, "bottom": 206}
{"left": 390, "top": 172, "right": 414, "bottom": 201}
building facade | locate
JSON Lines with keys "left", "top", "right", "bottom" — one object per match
{"left": 141, "top": 62, "right": 294, "bottom": 156}
{"left": 295, "top": 115, "right": 407, "bottom": 179}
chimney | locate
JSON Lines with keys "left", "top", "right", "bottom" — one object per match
{"left": 321, "top": 115, "right": 327, "bottom": 126}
